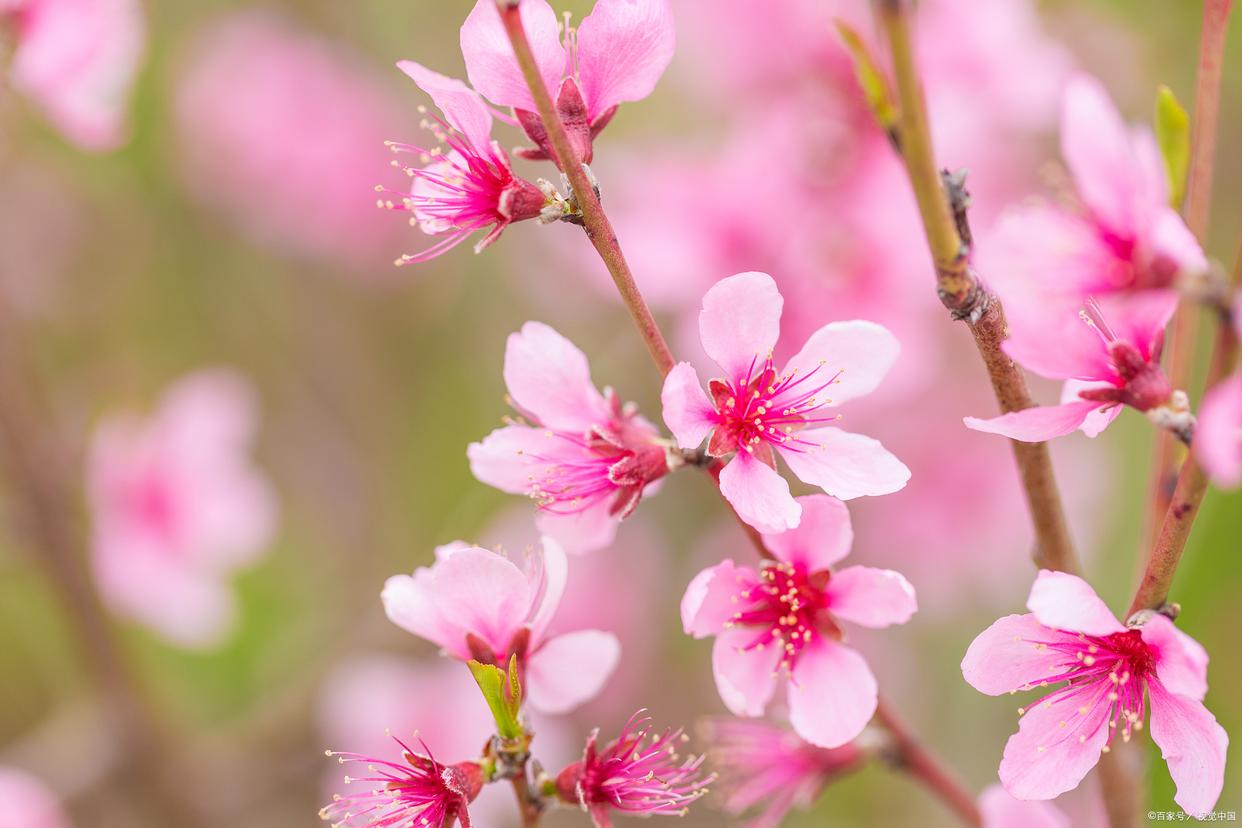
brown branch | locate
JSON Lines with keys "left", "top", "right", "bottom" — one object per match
{"left": 874, "top": 701, "right": 981, "bottom": 827}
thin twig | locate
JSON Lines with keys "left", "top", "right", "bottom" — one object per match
{"left": 874, "top": 701, "right": 981, "bottom": 827}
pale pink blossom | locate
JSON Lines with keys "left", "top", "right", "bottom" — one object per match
{"left": 962, "top": 570, "right": 1227, "bottom": 816}
{"left": 1196, "top": 373, "right": 1242, "bottom": 489}
{"left": 662, "top": 272, "right": 908, "bottom": 532}
{"left": 382, "top": 537, "right": 619, "bottom": 714}
{"left": 468, "top": 322, "right": 668, "bottom": 552}
{"left": 4, "top": 0, "right": 145, "bottom": 150}
{"left": 682, "top": 495, "right": 916, "bottom": 747}
{"left": 701, "top": 717, "right": 862, "bottom": 828}
{"left": 460, "top": 0, "right": 674, "bottom": 164}
{"left": 979, "top": 784, "right": 1068, "bottom": 828}
{"left": 382, "top": 62, "right": 546, "bottom": 265}
{"left": 87, "top": 370, "right": 277, "bottom": 648}
{"left": 964, "top": 293, "right": 1177, "bottom": 442}
{"left": 554, "top": 711, "right": 711, "bottom": 827}
{"left": 174, "top": 12, "right": 410, "bottom": 273}
{"left": 0, "top": 767, "right": 69, "bottom": 828}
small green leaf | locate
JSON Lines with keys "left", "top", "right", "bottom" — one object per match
{"left": 834, "top": 20, "right": 898, "bottom": 133}
{"left": 1155, "top": 85, "right": 1190, "bottom": 208}
{"left": 467, "top": 660, "right": 523, "bottom": 741}
{"left": 505, "top": 654, "right": 522, "bottom": 720}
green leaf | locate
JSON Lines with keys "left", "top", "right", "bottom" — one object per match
{"left": 1155, "top": 85, "right": 1190, "bottom": 208}
{"left": 834, "top": 20, "right": 898, "bottom": 133}
{"left": 467, "top": 660, "right": 524, "bottom": 741}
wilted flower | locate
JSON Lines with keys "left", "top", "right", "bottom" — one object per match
{"left": 469, "top": 321, "right": 669, "bottom": 552}
{"left": 662, "top": 271, "right": 908, "bottom": 533}
{"left": 382, "top": 538, "right": 619, "bottom": 713}
{"left": 87, "top": 369, "right": 277, "bottom": 648}
{"left": 555, "top": 711, "right": 711, "bottom": 827}
{"left": 962, "top": 570, "right": 1227, "bottom": 816}
{"left": 682, "top": 495, "right": 916, "bottom": 747}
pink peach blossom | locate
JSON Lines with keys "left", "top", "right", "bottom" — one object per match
{"left": 87, "top": 370, "right": 277, "bottom": 648}
{"left": 468, "top": 322, "right": 668, "bottom": 552}
{"left": 979, "top": 784, "right": 1068, "bottom": 828}
{"left": 381, "top": 62, "right": 546, "bottom": 265}
{"left": 0, "top": 767, "right": 69, "bottom": 828}
{"left": 460, "top": 0, "right": 674, "bottom": 164}
{"left": 662, "top": 272, "right": 908, "bottom": 532}
{"left": 682, "top": 495, "right": 916, "bottom": 748}
{"left": 382, "top": 537, "right": 619, "bottom": 714}
{"left": 1196, "top": 373, "right": 1242, "bottom": 489}
{"left": 962, "top": 570, "right": 1227, "bottom": 816}
{"left": 5, "top": 0, "right": 145, "bottom": 150}
{"left": 701, "top": 717, "right": 862, "bottom": 828}
{"left": 964, "top": 294, "right": 1177, "bottom": 442}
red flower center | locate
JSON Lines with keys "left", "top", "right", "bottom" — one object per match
{"left": 729, "top": 562, "right": 837, "bottom": 674}
{"left": 708, "top": 356, "right": 841, "bottom": 460}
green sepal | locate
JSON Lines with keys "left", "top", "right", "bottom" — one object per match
{"left": 1154, "top": 84, "right": 1190, "bottom": 208}
{"left": 834, "top": 21, "right": 899, "bottom": 133}
{"left": 467, "top": 658, "right": 524, "bottom": 742}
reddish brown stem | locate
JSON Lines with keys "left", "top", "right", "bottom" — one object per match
{"left": 874, "top": 701, "right": 982, "bottom": 827}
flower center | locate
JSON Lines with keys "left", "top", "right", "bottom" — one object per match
{"left": 728, "top": 562, "right": 834, "bottom": 675}
{"left": 710, "top": 356, "right": 841, "bottom": 458}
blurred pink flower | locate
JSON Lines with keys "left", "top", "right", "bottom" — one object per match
{"left": 460, "top": 0, "right": 674, "bottom": 163}
{"left": 4, "top": 0, "right": 145, "bottom": 150}
{"left": 979, "top": 784, "right": 1068, "bottom": 828}
{"left": 0, "top": 767, "right": 68, "bottom": 828}
{"left": 322, "top": 739, "right": 484, "bottom": 828}
{"left": 662, "top": 272, "right": 908, "bottom": 532}
{"left": 701, "top": 717, "right": 862, "bottom": 828}
{"left": 964, "top": 294, "right": 1177, "bottom": 441}
{"left": 173, "top": 11, "right": 410, "bottom": 273}
{"left": 469, "top": 321, "right": 668, "bottom": 553}
{"left": 962, "top": 570, "right": 1227, "bottom": 815}
{"left": 382, "top": 62, "right": 545, "bottom": 265}
{"left": 682, "top": 495, "right": 916, "bottom": 748}
{"left": 554, "top": 710, "right": 710, "bottom": 827}
{"left": 87, "top": 369, "right": 277, "bottom": 648}
{"left": 1196, "top": 373, "right": 1242, "bottom": 489}
{"left": 382, "top": 538, "right": 619, "bottom": 713}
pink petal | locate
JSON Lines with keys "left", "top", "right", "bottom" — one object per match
{"left": 699, "top": 271, "right": 783, "bottom": 381}
{"left": 1147, "top": 681, "right": 1228, "bottom": 818}
{"left": 381, "top": 570, "right": 468, "bottom": 659}
{"left": 467, "top": 425, "right": 565, "bottom": 494}
{"left": 396, "top": 61, "right": 494, "bottom": 153}
{"left": 1059, "top": 381, "right": 1122, "bottom": 438}
{"left": 964, "top": 401, "right": 1102, "bottom": 442}
{"left": 535, "top": 500, "right": 618, "bottom": 554}
{"left": 1026, "top": 570, "right": 1124, "bottom": 636}
{"left": 0, "top": 767, "right": 71, "bottom": 828}
{"left": 978, "top": 784, "right": 1070, "bottom": 828}
{"left": 460, "top": 0, "right": 564, "bottom": 112}
{"left": 575, "top": 0, "right": 675, "bottom": 122}
{"left": 711, "top": 628, "right": 781, "bottom": 717}
{"left": 1149, "top": 206, "right": 1207, "bottom": 278}
{"left": 1061, "top": 74, "right": 1143, "bottom": 237}
{"left": 1195, "top": 373, "right": 1242, "bottom": 489}
{"left": 776, "top": 427, "right": 910, "bottom": 500}
{"left": 786, "top": 639, "right": 877, "bottom": 748}
{"left": 824, "top": 566, "right": 917, "bottom": 629}
{"left": 1100, "top": 291, "right": 1178, "bottom": 359}
{"left": 504, "top": 321, "right": 611, "bottom": 432}
{"left": 962, "top": 614, "right": 1073, "bottom": 696}
{"left": 999, "top": 683, "right": 1111, "bottom": 800}
{"left": 526, "top": 536, "right": 568, "bottom": 643}
{"left": 779, "top": 320, "right": 900, "bottom": 408}
{"left": 717, "top": 450, "right": 801, "bottom": 534}
{"left": 660, "top": 361, "right": 717, "bottom": 449}
{"left": 1141, "top": 615, "right": 1209, "bottom": 701}
{"left": 525, "top": 629, "right": 620, "bottom": 714}
{"left": 761, "top": 493, "right": 853, "bottom": 571}
{"left": 681, "top": 559, "right": 752, "bottom": 638}
{"left": 431, "top": 546, "right": 532, "bottom": 654}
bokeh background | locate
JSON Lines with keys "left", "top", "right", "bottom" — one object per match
{"left": 0, "top": 1, "right": 1239, "bottom": 826}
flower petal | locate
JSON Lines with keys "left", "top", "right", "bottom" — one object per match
{"left": 961, "top": 614, "right": 1072, "bottom": 696}
{"left": 779, "top": 320, "right": 900, "bottom": 408}
{"left": 460, "top": 0, "right": 564, "bottom": 112}
{"left": 1147, "top": 680, "right": 1228, "bottom": 818}
{"left": 1026, "top": 570, "right": 1124, "bottom": 636}
{"left": 712, "top": 628, "right": 781, "bottom": 717}
{"left": 468, "top": 425, "right": 564, "bottom": 493}
{"left": 431, "top": 546, "right": 532, "bottom": 654}
{"left": 978, "top": 784, "right": 1070, "bottom": 828}
{"left": 999, "top": 683, "right": 1111, "bottom": 800}
{"left": 699, "top": 272, "right": 783, "bottom": 381}
{"left": 504, "top": 321, "right": 611, "bottom": 432}
{"left": 525, "top": 629, "right": 620, "bottom": 713}
{"left": 575, "top": 0, "right": 675, "bottom": 122}
{"left": 382, "top": 570, "right": 468, "bottom": 659}
{"left": 1061, "top": 73, "right": 1145, "bottom": 237}
{"left": 396, "top": 61, "right": 494, "bottom": 153}
{"left": 776, "top": 427, "right": 910, "bottom": 500}
{"left": 824, "top": 566, "right": 917, "bottom": 629}
{"left": 1059, "top": 380, "right": 1122, "bottom": 438}
{"left": 1149, "top": 206, "right": 1207, "bottom": 279}
{"left": 1141, "top": 615, "right": 1209, "bottom": 702}
{"left": 964, "top": 401, "right": 1102, "bottom": 442}
{"left": 660, "top": 361, "right": 717, "bottom": 449}
{"left": 786, "top": 639, "right": 877, "bottom": 749}
{"left": 535, "top": 500, "right": 618, "bottom": 555}
{"left": 761, "top": 493, "right": 853, "bottom": 571}
{"left": 1195, "top": 373, "right": 1242, "bottom": 489}
{"left": 526, "top": 536, "right": 567, "bottom": 642}
{"left": 718, "top": 450, "right": 801, "bottom": 534}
